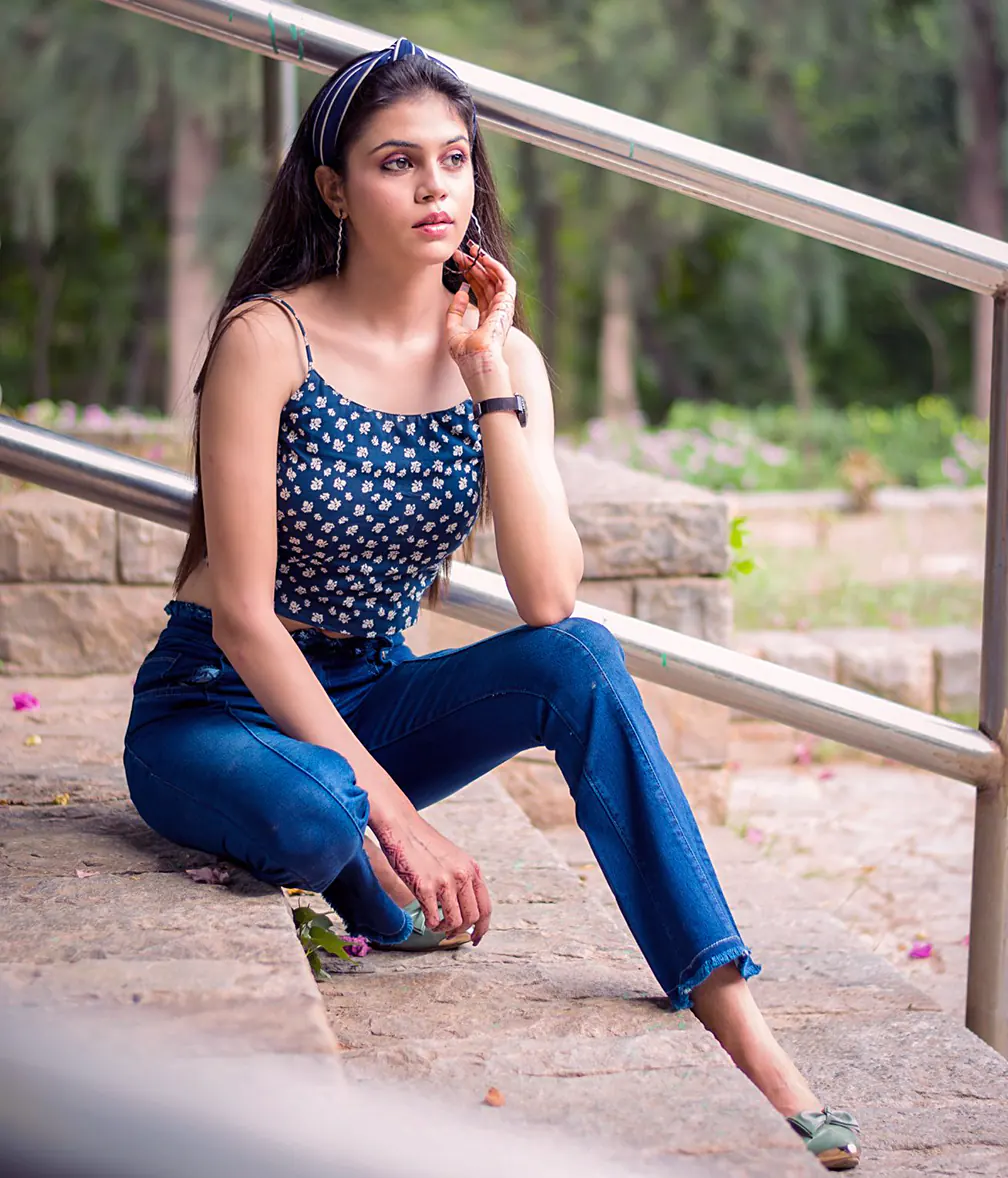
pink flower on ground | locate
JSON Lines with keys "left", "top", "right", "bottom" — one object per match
{"left": 908, "top": 941, "right": 933, "bottom": 960}
{"left": 185, "top": 865, "right": 231, "bottom": 885}
{"left": 817, "top": 769, "right": 837, "bottom": 782}
{"left": 744, "top": 826, "right": 765, "bottom": 846}
{"left": 343, "top": 936, "right": 370, "bottom": 958}
{"left": 12, "top": 692, "right": 40, "bottom": 711}
{"left": 793, "top": 742, "right": 813, "bottom": 766}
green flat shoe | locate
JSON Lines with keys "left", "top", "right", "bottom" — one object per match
{"left": 787, "top": 1107, "right": 860, "bottom": 1171}
{"left": 371, "top": 898, "right": 472, "bottom": 953}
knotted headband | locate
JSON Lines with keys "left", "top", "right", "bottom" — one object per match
{"left": 312, "top": 37, "right": 478, "bottom": 168}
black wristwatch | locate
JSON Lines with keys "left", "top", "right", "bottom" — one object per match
{"left": 472, "top": 394, "right": 528, "bottom": 428}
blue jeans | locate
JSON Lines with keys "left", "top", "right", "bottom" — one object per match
{"left": 123, "top": 601, "right": 759, "bottom": 1008}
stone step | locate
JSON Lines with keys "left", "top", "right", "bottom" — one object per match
{"left": 0, "top": 672, "right": 795, "bottom": 1176}
{"left": 322, "top": 776, "right": 821, "bottom": 1178}
{"left": 4, "top": 670, "right": 1007, "bottom": 1176}
{"left": 0, "top": 796, "right": 336, "bottom": 1055}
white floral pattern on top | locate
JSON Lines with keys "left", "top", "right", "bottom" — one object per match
{"left": 275, "top": 371, "right": 483, "bottom": 637}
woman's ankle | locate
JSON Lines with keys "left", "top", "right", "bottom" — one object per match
{"left": 690, "top": 964, "right": 818, "bottom": 1116}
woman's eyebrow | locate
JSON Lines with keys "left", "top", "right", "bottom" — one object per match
{"left": 369, "top": 135, "right": 468, "bottom": 154}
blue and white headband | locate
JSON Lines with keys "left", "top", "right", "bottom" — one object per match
{"left": 312, "top": 37, "right": 478, "bottom": 168}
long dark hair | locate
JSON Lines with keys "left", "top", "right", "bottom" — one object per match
{"left": 173, "top": 52, "right": 526, "bottom": 603}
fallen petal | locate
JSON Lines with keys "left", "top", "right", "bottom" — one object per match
{"left": 185, "top": 865, "right": 231, "bottom": 885}
{"left": 12, "top": 692, "right": 40, "bottom": 712}
{"left": 51, "top": 792, "right": 69, "bottom": 805}
{"left": 744, "top": 826, "right": 766, "bottom": 846}
{"left": 483, "top": 1087, "right": 506, "bottom": 1108}
{"left": 817, "top": 768, "right": 837, "bottom": 781}
{"left": 75, "top": 868, "right": 100, "bottom": 878}
{"left": 343, "top": 936, "right": 370, "bottom": 958}
{"left": 24, "top": 734, "right": 43, "bottom": 748}
{"left": 908, "top": 941, "right": 933, "bottom": 960}
{"left": 793, "top": 742, "right": 813, "bottom": 766}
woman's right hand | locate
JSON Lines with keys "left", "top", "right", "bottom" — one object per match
{"left": 372, "top": 809, "right": 492, "bottom": 945}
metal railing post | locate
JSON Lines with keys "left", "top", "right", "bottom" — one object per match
{"left": 969, "top": 292, "right": 1008, "bottom": 1053}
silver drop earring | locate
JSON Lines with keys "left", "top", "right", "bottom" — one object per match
{"left": 335, "top": 215, "right": 345, "bottom": 276}
{"left": 469, "top": 211, "right": 483, "bottom": 255}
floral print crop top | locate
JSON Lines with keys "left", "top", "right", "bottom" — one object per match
{"left": 249, "top": 296, "right": 483, "bottom": 637}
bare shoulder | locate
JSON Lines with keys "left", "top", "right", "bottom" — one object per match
{"left": 206, "top": 298, "right": 309, "bottom": 409}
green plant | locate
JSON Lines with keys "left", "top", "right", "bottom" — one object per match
{"left": 727, "top": 514, "right": 756, "bottom": 580}
{"left": 291, "top": 903, "right": 353, "bottom": 980}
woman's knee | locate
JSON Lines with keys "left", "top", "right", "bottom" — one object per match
{"left": 124, "top": 719, "right": 369, "bottom": 894}
{"left": 526, "top": 616, "right": 626, "bottom": 679}
{"left": 271, "top": 779, "right": 369, "bottom": 892}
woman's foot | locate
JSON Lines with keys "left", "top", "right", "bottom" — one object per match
{"left": 787, "top": 1108, "right": 861, "bottom": 1171}
{"left": 362, "top": 838, "right": 472, "bottom": 950}
{"left": 691, "top": 964, "right": 860, "bottom": 1170}
{"left": 371, "top": 897, "right": 472, "bottom": 952}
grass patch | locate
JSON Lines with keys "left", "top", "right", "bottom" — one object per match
{"left": 734, "top": 559, "right": 982, "bottom": 632}
{"left": 938, "top": 708, "right": 980, "bottom": 729}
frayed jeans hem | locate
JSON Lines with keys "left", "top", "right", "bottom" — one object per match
{"left": 668, "top": 941, "right": 761, "bottom": 1011}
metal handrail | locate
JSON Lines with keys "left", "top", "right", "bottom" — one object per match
{"left": 100, "top": 0, "right": 1008, "bottom": 294}
{"left": 3, "top": 0, "right": 1004, "bottom": 1054}
{"left": 0, "top": 412, "right": 1000, "bottom": 790}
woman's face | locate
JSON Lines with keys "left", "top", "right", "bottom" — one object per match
{"left": 325, "top": 92, "right": 475, "bottom": 272}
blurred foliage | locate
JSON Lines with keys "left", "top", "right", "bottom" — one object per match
{"left": 570, "top": 396, "right": 989, "bottom": 491}
{"left": 734, "top": 569, "right": 983, "bottom": 632}
{"left": 0, "top": 0, "right": 1004, "bottom": 426}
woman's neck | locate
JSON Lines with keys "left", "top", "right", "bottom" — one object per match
{"left": 326, "top": 242, "right": 449, "bottom": 346}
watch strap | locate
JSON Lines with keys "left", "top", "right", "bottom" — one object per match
{"left": 473, "top": 394, "right": 528, "bottom": 427}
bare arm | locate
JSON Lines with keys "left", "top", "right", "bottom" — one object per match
{"left": 198, "top": 304, "right": 491, "bottom": 940}
{"left": 199, "top": 307, "right": 405, "bottom": 818}
{"left": 476, "top": 330, "right": 583, "bottom": 625}
{"left": 447, "top": 250, "right": 584, "bottom": 626}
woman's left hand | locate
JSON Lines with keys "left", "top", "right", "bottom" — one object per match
{"left": 445, "top": 242, "right": 517, "bottom": 384}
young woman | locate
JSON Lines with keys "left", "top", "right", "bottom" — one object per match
{"left": 123, "top": 39, "right": 860, "bottom": 1171}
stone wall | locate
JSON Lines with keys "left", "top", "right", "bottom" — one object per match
{"left": 0, "top": 492, "right": 175, "bottom": 677}
{"left": 736, "top": 625, "right": 981, "bottom": 719}
{"left": 0, "top": 449, "right": 733, "bottom": 820}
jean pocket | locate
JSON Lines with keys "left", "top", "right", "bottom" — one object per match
{"left": 133, "top": 651, "right": 223, "bottom": 698}
{"left": 133, "top": 653, "right": 180, "bottom": 695}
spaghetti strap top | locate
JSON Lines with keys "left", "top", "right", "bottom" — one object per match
{"left": 232, "top": 293, "right": 483, "bottom": 637}
{"left": 240, "top": 293, "right": 315, "bottom": 369}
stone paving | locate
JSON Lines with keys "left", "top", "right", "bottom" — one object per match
{"left": 723, "top": 721, "right": 975, "bottom": 1021}
{"left": 3, "top": 674, "right": 1008, "bottom": 1177}
{"left": 488, "top": 745, "right": 1008, "bottom": 1177}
